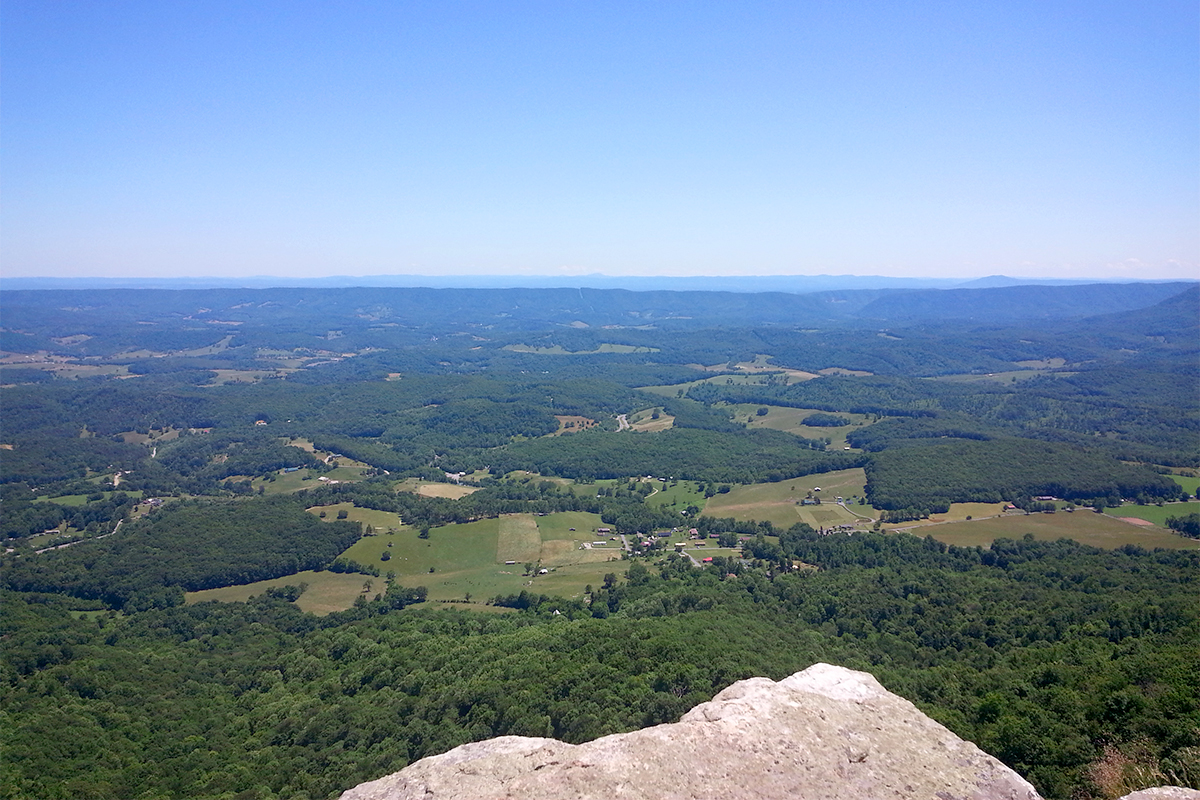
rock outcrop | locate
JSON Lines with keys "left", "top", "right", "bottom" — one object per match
{"left": 341, "top": 662, "right": 1040, "bottom": 800}
{"left": 339, "top": 662, "right": 1198, "bottom": 800}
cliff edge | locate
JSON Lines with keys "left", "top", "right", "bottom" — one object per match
{"left": 340, "top": 662, "right": 1042, "bottom": 800}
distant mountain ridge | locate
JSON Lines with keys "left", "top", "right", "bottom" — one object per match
{"left": 2, "top": 281, "right": 1193, "bottom": 334}
{"left": 3, "top": 272, "right": 1190, "bottom": 294}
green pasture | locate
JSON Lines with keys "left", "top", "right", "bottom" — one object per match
{"left": 638, "top": 372, "right": 778, "bottom": 398}
{"left": 308, "top": 502, "right": 404, "bottom": 533}
{"left": 186, "top": 570, "right": 372, "bottom": 616}
{"left": 627, "top": 406, "right": 674, "bottom": 432}
{"left": 1169, "top": 474, "right": 1200, "bottom": 495}
{"left": 257, "top": 470, "right": 322, "bottom": 493}
{"left": 413, "top": 482, "right": 479, "bottom": 499}
{"left": 645, "top": 480, "right": 705, "bottom": 509}
{"left": 257, "top": 465, "right": 369, "bottom": 493}
{"left": 35, "top": 489, "right": 144, "bottom": 505}
{"left": 703, "top": 469, "right": 869, "bottom": 529}
{"left": 932, "top": 369, "right": 1071, "bottom": 384}
{"left": 731, "top": 404, "right": 873, "bottom": 449}
{"left": 922, "top": 511, "right": 1200, "bottom": 550}
{"left": 502, "top": 343, "right": 659, "bottom": 355}
{"left": 308, "top": 508, "right": 619, "bottom": 605}
{"left": 883, "top": 503, "right": 1014, "bottom": 531}
{"left": 680, "top": 546, "right": 741, "bottom": 562}
{"left": 1104, "top": 500, "right": 1199, "bottom": 527}
{"left": 203, "top": 369, "right": 296, "bottom": 385}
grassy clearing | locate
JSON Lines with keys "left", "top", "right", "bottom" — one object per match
{"left": 416, "top": 483, "right": 479, "bottom": 499}
{"left": 186, "top": 570, "right": 371, "bottom": 615}
{"left": 502, "top": 343, "right": 659, "bottom": 355}
{"left": 532, "top": 563, "right": 624, "bottom": 598}
{"left": 116, "top": 428, "right": 180, "bottom": 444}
{"left": 204, "top": 369, "right": 292, "bottom": 385}
{"left": 185, "top": 507, "right": 620, "bottom": 612}
{"left": 729, "top": 404, "right": 873, "bottom": 449}
{"left": 637, "top": 368, "right": 803, "bottom": 398}
{"left": 703, "top": 469, "right": 869, "bottom": 528}
{"left": 1169, "top": 474, "right": 1200, "bottom": 495}
{"left": 497, "top": 514, "right": 542, "bottom": 563}
{"left": 35, "top": 490, "right": 144, "bottom": 506}
{"left": 921, "top": 512, "right": 1200, "bottom": 550}
{"left": 551, "top": 415, "right": 599, "bottom": 435}
{"left": 931, "top": 369, "right": 1070, "bottom": 384}
{"left": 335, "top": 510, "right": 619, "bottom": 604}
{"left": 680, "top": 547, "right": 741, "bottom": 561}
{"left": 256, "top": 465, "right": 370, "bottom": 494}
{"left": 257, "top": 470, "right": 323, "bottom": 493}
{"left": 887, "top": 503, "right": 1012, "bottom": 529}
{"left": 307, "top": 503, "right": 404, "bottom": 532}
{"left": 627, "top": 407, "right": 674, "bottom": 432}
{"left": 646, "top": 480, "right": 706, "bottom": 510}
{"left": 1103, "top": 501, "right": 1200, "bottom": 527}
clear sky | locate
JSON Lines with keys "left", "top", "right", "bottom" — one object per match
{"left": 2, "top": 1, "right": 1197, "bottom": 281}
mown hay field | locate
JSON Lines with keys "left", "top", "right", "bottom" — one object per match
{"left": 921, "top": 511, "right": 1200, "bottom": 550}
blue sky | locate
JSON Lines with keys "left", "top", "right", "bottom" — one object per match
{"left": 2, "top": 1, "right": 1196, "bottom": 280}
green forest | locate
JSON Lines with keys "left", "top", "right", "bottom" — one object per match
{"left": 1, "top": 282, "right": 1198, "bottom": 799}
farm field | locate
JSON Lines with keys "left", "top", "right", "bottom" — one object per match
{"left": 257, "top": 465, "right": 371, "bottom": 493}
{"left": 393, "top": 477, "right": 481, "bottom": 498}
{"left": 638, "top": 371, "right": 784, "bottom": 398}
{"left": 416, "top": 482, "right": 479, "bottom": 499}
{"left": 627, "top": 406, "right": 674, "bottom": 432}
{"left": 703, "top": 469, "right": 869, "bottom": 529}
{"left": 204, "top": 368, "right": 292, "bottom": 385}
{"left": 255, "top": 469, "right": 324, "bottom": 493}
{"left": 1103, "top": 500, "right": 1199, "bottom": 527}
{"left": 186, "top": 570, "right": 373, "bottom": 615}
{"left": 679, "top": 546, "right": 741, "bottom": 562}
{"left": 306, "top": 509, "right": 619, "bottom": 605}
{"left": 34, "top": 489, "right": 144, "bottom": 506}
{"left": 502, "top": 343, "right": 659, "bottom": 355}
{"left": 921, "top": 511, "right": 1200, "bottom": 550}
{"left": 881, "top": 503, "right": 1015, "bottom": 530}
{"left": 645, "top": 480, "right": 706, "bottom": 509}
{"left": 1169, "top": 474, "right": 1200, "bottom": 495}
{"left": 731, "top": 404, "right": 874, "bottom": 448}
{"left": 931, "top": 369, "right": 1071, "bottom": 384}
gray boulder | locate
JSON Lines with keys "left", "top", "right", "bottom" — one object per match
{"left": 340, "top": 662, "right": 1041, "bottom": 800}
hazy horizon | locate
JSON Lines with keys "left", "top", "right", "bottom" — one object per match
{"left": 2, "top": 2, "right": 1196, "bottom": 282}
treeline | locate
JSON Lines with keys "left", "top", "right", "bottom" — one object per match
{"left": 2, "top": 530, "right": 1197, "bottom": 800}
{"left": 491, "top": 427, "right": 862, "bottom": 484}
{"left": 684, "top": 361, "right": 1199, "bottom": 467}
{"left": 0, "top": 490, "right": 136, "bottom": 540}
{"left": 0, "top": 434, "right": 146, "bottom": 486}
{"left": 0, "top": 496, "right": 360, "bottom": 610}
{"left": 863, "top": 437, "right": 1183, "bottom": 511}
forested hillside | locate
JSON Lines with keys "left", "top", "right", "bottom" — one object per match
{"left": 2, "top": 282, "right": 1197, "bottom": 800}
{"left": 2, "top": 534, "right": 1196, "bottom": 799}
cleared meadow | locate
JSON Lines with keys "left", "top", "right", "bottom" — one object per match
{"left": 295, "top": 509, "right": 620, "bottom": 606}
{"left": 1102, "top": 500, "right": 1199, "bottom": 527}
{"left": 921, "top": 512, "right": 1200, "bottom": 550}
{"left": 1169, "top": 474, "right": 1200, "bottom": 495}
{"left": 734, "top": 404, "right": 873, "bottom": 449}
{"left": 703, "top": 469, "right": 869, "bottom": 529}
{"left": 186, "top": 570, "right": 372, "bottom": 615}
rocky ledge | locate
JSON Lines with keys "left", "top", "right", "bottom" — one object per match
{"left": 339, "top": 663, "right": 1198, "bottom": 800}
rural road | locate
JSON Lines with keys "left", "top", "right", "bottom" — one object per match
{"left": 34, "top": 519, "right": 123, "bottom": 555}
{"left": 616, "top": 414, "right": 630, "bottom": 431}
